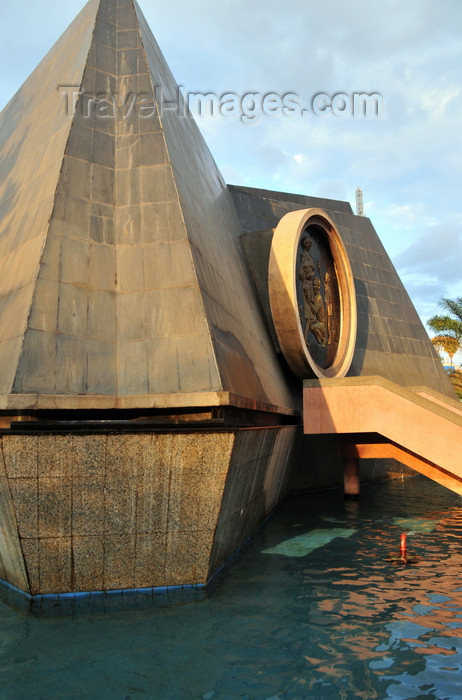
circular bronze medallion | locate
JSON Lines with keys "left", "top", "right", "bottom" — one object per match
{"left": 268, "top": 208, "right": 357, "bottom": 379}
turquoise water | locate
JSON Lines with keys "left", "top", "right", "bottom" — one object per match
{"left": 1, "top": 476, "right": 461, "bottom": 699}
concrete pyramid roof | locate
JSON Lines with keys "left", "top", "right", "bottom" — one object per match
{"left": 0, "top": 0, "right": 294, "bottom": 412}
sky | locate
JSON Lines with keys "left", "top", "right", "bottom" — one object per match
{"left": 1, "top": 0, "right": 461, "bottom": 363}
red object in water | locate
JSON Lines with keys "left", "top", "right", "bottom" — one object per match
{"left": 400, "top": 533, "right": 407, "bottom": 559}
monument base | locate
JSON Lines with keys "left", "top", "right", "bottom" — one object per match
{"left": 0, "top": 424, "right": 299, "bottom": 597}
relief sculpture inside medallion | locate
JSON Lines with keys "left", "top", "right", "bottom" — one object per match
{"left": 296, "top": 224, "right": 341, "bottom": 369}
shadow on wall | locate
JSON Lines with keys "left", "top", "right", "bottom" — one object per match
{"left": 289, "top": 433, "right": 344, "bottom": 493}
{"left": 348, "top": 278, "right": 369, "bottom": 377}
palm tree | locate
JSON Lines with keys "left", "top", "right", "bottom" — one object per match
{"left": 431, "top": 335, "right": 460, "bottom": 370}
{"left": 427, "top": 296, "right": 462, "bottom": 344}
{"left": 428, "top": 297, "right": 462, "bottom": 398}
{"left": 449, "top": 368, "right": 462, "bottom": 399}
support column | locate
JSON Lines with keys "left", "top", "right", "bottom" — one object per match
{"left": 343, "top": 457, "right": 360, "bottom": 501}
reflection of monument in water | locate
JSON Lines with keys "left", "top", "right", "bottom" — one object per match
{"left": 0, "top": 0, "right": 459, "bottom": 609}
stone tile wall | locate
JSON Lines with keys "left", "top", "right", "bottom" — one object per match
{"left": 210, "top": 425, "right": 299, "bottom": 574}
{"left": 1, "top": 431, "right": 236, "bottom": 595}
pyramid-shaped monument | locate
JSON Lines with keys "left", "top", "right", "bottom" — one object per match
{"left": 0, "top": 0, "right": 292, "bottom": 412}
{"left": 1, "top": 0, "right": 460, "bottom": 607}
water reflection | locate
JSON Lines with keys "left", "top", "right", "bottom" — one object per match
{"left": 0, "top": 477, "right": 461, "bottom": 699}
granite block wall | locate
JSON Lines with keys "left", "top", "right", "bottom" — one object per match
{"left": 0, "top": 432, "right": 235, "bottom": 594}
{"left": 209, "top": 425, "right": 299, "bottom": 574}
{"left": 0, "top": 427, "right": 299, "bottom": 596}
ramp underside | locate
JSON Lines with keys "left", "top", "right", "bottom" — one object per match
{"left": 303, "top": 376, "right": 462, "bottom": 495}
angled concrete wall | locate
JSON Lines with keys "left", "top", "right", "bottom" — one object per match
{"left": 209, "top": 426, "right": 298, "bottom": 574}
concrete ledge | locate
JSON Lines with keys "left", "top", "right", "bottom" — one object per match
{"left": 304, "top": 375, "right": 461, "bottom": 425}
{"left": 0, "top": 391, "right": 299, "bottom": 416}
{"left": 411, "top": 386, "right": 462, "bottom": 416}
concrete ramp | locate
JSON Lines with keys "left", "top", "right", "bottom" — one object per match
{"left": 303, "top": 376, "right": 462, "bottom": 495}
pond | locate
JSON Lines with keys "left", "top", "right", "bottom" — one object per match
{"left": 1, "top": 476, "right": 461, "bottom": 699}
